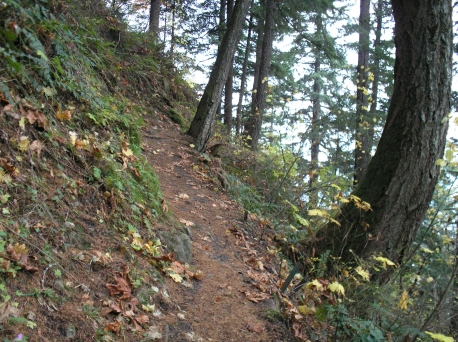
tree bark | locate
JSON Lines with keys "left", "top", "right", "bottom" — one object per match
{"left": 314, "top": 0, "right": 452, "bottom": 271}
{"left": 236, "top": 9, "right": 254, "bottom": 135}
{"left": 187, "top": 0, "right": 252, "bottom": 152}
{"left": 149, "top": 0, "right": 161, "bottom": 38}
{"left": 243, "top": 0, "right": 276, "bottom": 150}
{"left": 224, "top": 0, "right": 235, "bottom": 132}
{"left": 354, "top": 0, "right": 371, "bottom": 185}
{"left": 308, "top": 14, "right": 323, "bottom": 208}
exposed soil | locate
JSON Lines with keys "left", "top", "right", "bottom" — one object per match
{"left": 141, "top": 114, "right": 295, "bottom": 341}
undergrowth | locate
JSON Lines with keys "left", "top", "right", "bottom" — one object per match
{"left": 0, "top": 0, "right": 197, "bottom": 340}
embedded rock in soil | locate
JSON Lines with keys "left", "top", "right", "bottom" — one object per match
{"left": 162, "top": 230, "right": 192, "bottom": 263}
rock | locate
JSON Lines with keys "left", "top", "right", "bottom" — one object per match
{"left": 53, "top": 280, "right": 65, "bottom": 292}
{"left": 26, "top": 311, "right": 36, "bottom": 321}
{"left": 162, "top": 231, "right": 192, "bottom": 263}
{"left": 65, "top": 325, "right": 76, "bottom": 338}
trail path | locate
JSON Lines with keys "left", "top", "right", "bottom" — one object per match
{"left": 142, "top": 115, "right": 293, "bottom": 342}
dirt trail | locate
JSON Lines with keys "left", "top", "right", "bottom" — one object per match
{"left": 142, "top": 115, "right": 293, "bottom": 341}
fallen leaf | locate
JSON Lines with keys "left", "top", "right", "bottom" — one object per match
{"left": 106, "top": 321, "right": 121, "bottom": 333}
{"left": 247, "top": 323, "right": 265, "bottom": 334}
{"left": 161, "top": 199, "right": 168, "bottom": 213}
{"left": 169, "top": 273, "right": 183, "bottom": 283}
{"left": 106, "top": 268, "right": 133, "bottom": 300}
{"left": 18, "top": 136, "right": 29, "bottom": 152}
{"left": 26, "top": 109, "right": 49, "bottom": 130}
{"left": 145, "top": 326, "right": 162, "bottom": 339}
{"left": 56, "top": 108, "right": 72, "bottom": 120}
{"left": 179, "top": 218, "right": 195, "bottom": 227}
{"left": 178, "top": 193, "right": 189, "bottom": 199}
{"left": 29, "top": 140, "right": 44, "bottom": 157}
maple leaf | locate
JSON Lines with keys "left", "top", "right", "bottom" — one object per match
{"left": 106, "top": 268, "right": 133, "bottom": 300}
{"left": 306, "top": 279, "right": 324, "bottom": 291}
{"left": 373, "top": 256, "right": 396, "bottom": 269}
{"left": 18, "top": 136, "right": 29, "bottom": 152}
{"left": 26, "top": 109, "right": 49, "bottom": 130}
{"left": 355, "top": 266, "right": 370, "bottom": 281}
{"left": 169, "top": 272, "right": 182, "bottom": 283}
{"left": 6, "top": 243, "right": 39, "bottom": 272}
{"left": 106, "top": 321, "right": 121, "bottom": 334}
{"left": 56, "top": 108, "right": 72, "bottom": 120}
{"left": 328, "top": 281, "right": 345, "bottom": 296}
{"left": 29, "top": 140, "right": 44, "bottom": 157}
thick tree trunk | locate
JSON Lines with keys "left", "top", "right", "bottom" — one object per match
{"left": 149, "top": 0, "right": 161, "bottom": 38}
{"left": 354, "top": 0, "right": 371, "bottom": 185}
{"left": 243, "top": 0, "right": 276, "bottom": 150}
{"left": 224, "top": 0, "right": 235, "bottom": 132}
{"left": 187, "top": 0, "right": 252, "bottom": 152}
{"left": 314, "top": 0, "right": 452, "bottom": 270}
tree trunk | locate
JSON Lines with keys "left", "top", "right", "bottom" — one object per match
{"left": 224, "top": 0, "right": 235, "bottom": 132}
{"left": 243, "top": 0, "right": 276, "bottom": 150}
{"left": 354, "top": 0, "right": 371, "bottom": 185}
{"left": 187, "top": 0, "right": 252, "bottom": 152}
{"left": 309, "top": 57, "right": 321, "bottom": 208}
{"left": 314, "top": 0, "right": 452, "bottom": 271}
{"left": 236, "top": 9, "right": 254, "bottom": 135}
{"left": 308, "top": 14, "right": 323, "bottom": 208}
{"left": 149, "top": 0, "right": 161, "bottom": 38}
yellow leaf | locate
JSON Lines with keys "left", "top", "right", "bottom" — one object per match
{"left": 420, "top": 246, "right": 434, "bottom": 254}
{"left": 18, "top": 136, "right": 30, "bottom": 152}
{"left": 169, "top": 273, "right": 182, "bottom": 283}
{"left": 69, "top": 131, "right": 77, "bottom": 146}
{"left": 425, "top": 331, "right": 454, "bottom": 342}
{"left": 261, "top": 77, "right": 268, "bottom": 83}
{"left": 307, "top": 209, "right": 327, "bottom": 217}
{"left": 306, "top": 279, "right": 324, "bottom": 291}
{"left": 436, "top": 159, "right": 447, "bottom": 167}
{"left": 398, "top": 290, "right": 409, "bottom": 311}
{"left": 56, "top": 108, "right": 72, "bottom": 120}
{"left": 355, "top": 266, "right": 370, "bottom": 281}
{"left": 298, "top": 305, "right": 315, "bottom": 316}
{"left": 426, "top": 277, "right": 434, "bottom": 283}
{"left": 122, "top": 148, "right": 133, "bottom": 157}
{"left": 373, "top": 256, "right": 396, "bottom": 269}
{"left": 328, "top": 281, "right": 345, "bottom": 296}
{"left": 19, "top": 117, "right": 26, "bottom": 130}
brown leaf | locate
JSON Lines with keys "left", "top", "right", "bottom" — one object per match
{"left": 106, "top": 321, "right": 121, "bottom": 333}
{"left": 6, "top": 244, "right": 39, "bottom": 272}
{"left": 135, "top": 313, "right": 149, "bottom": 324}
{"left": 130, "top": 316, "right": 143, "bottom": 331}
{"left": 26, "top": 109, "right": 49, "bottom": 130}
{"left": 56, "top": 108, "right": 71, "bottom": 120}
{"left": 150, "top": 253, "right": 174, "bottom": 263}
{"left": 161, "top": 199, "right": 168, "bottom": 213}
{"left": 247, "top": 323, "right": 265, "bottom": 334}
{"left": 29, "top": 140, "right": 44, "bottom": 157}
{"left": 0, "top": 158, "right": 18, "bottom": 177}
{"left": 106, "top": 268, "right": 133, "bottom": 300}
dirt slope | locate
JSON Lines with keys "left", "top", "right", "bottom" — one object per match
{"left": 142, "top": 114, "right": 294, "bottom": 341}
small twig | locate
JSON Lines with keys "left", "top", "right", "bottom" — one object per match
{"left": 41, "top": 263, "right": 56, "bottom": 289}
